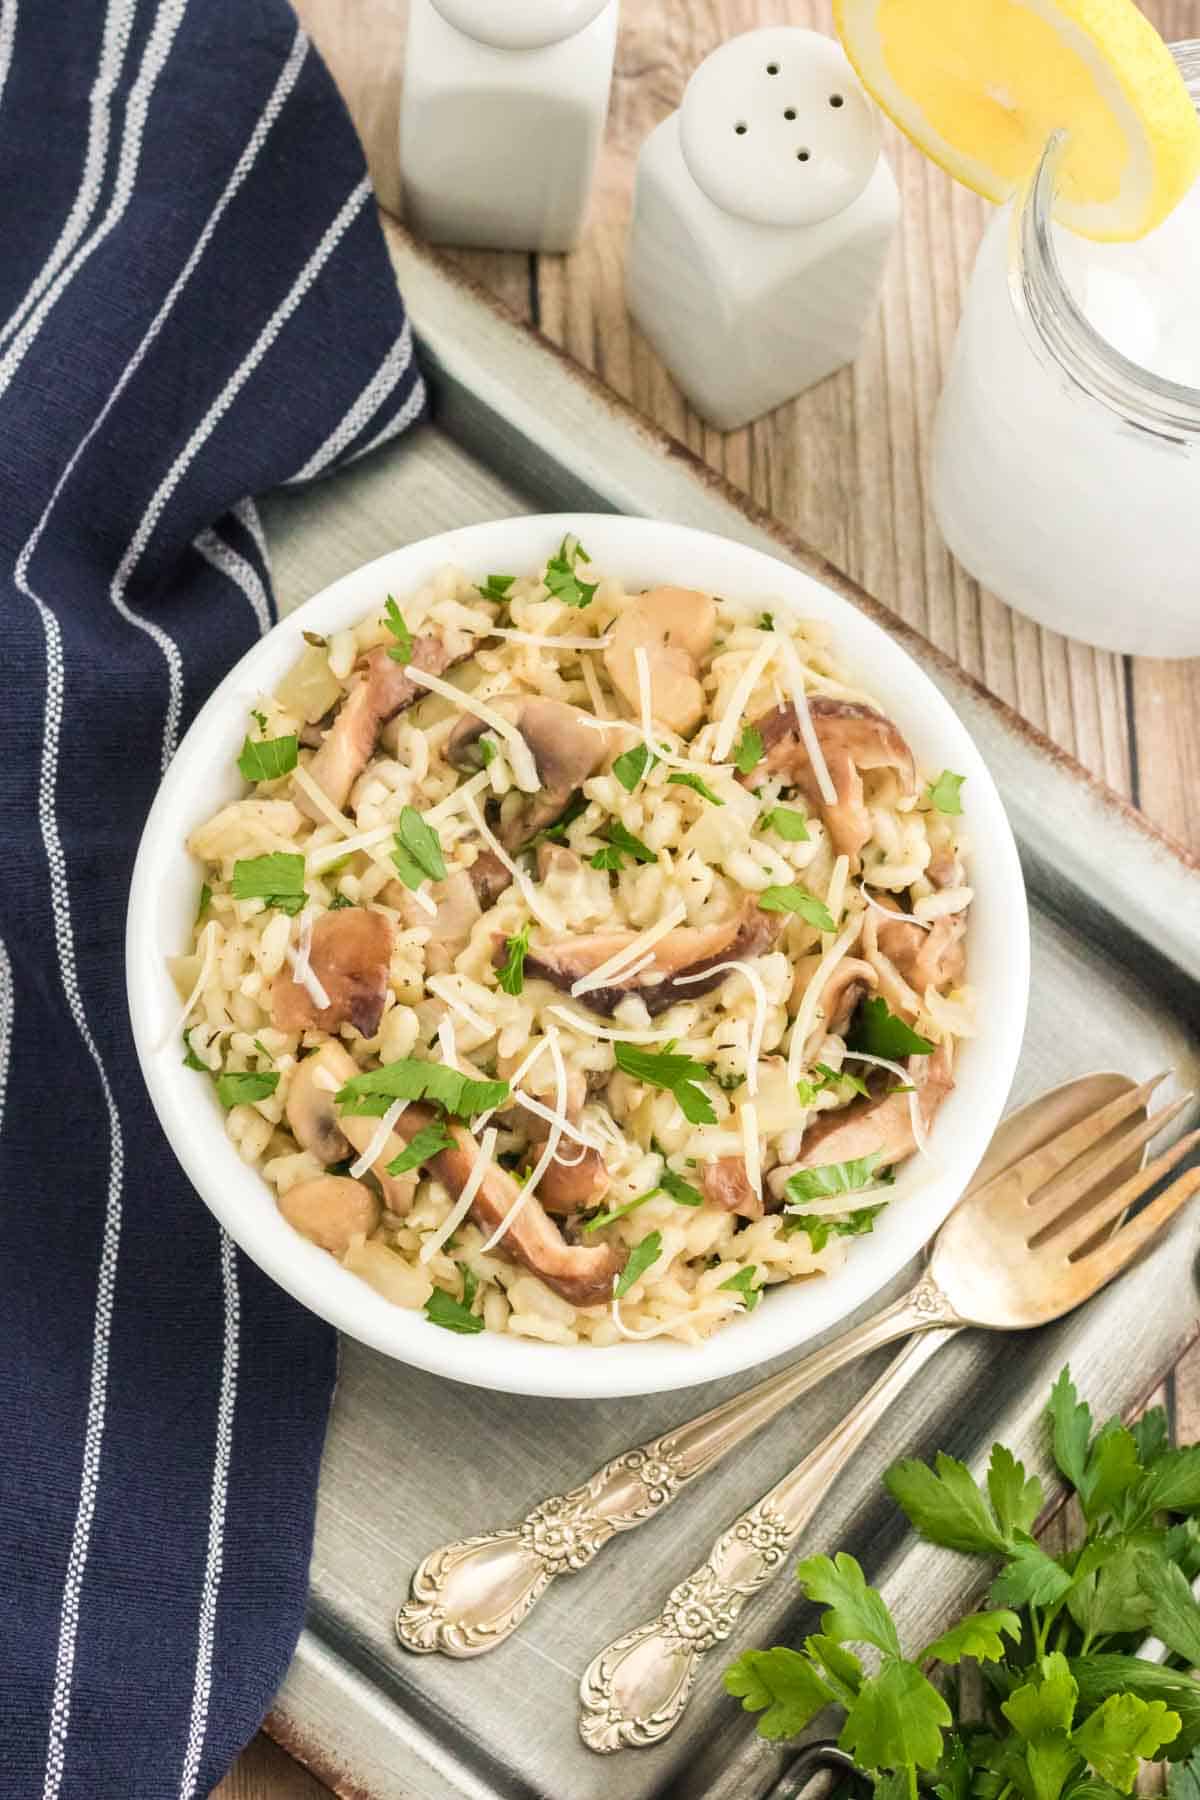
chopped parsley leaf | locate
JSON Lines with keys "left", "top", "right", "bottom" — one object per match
{"left": 328, "top": 892, "right": 354, "bottom": 910}
{"left": 544, "top": 534, "right": 597, "bottom": 609}
{"left": 386, "top": 1122, "right": 455, "bottom": 1175}
{"left": 477, "top": 734, "right": 497, "bottom": 767}
{"left": 849, "top": 997, "right": 934, "bottom": 1058}
{"left": 196, "top": 882, "right": 211, "bottom": 923}
{"left": 926, "top": 769, "right": 966, "bottom": 815}
{"left": 253, "top": 1037, "right": 275, "bottom": 1065}
{"left": 613, "top": 742, "right": 655, "bottom": 792}
{"left": 216, "top": 1070, "right": 280, "bottom": 1109}
{"left": 761, "top": 806, "right": 809, "bottom": 841}
{"left": 383, "top": 595, "right": 414, "bottom": 663}
{"left": 477, "top": 573, "right": 515, "bottom": 603}
{"left": 759, "top": 885, "right": 835, "bottom": 932}
{"left": 758, "top": 612, "right": 775, "bottom": 632}
{"left": 588, "top": 819, "right": 658, "bottom": 872}
{"left": 783, "top": 1203, "right": 886, "bottom": 1251}
{"left": 785, "top": 1152, "right": 885, "bottom": 1210}
{"left": 251, "top": 708, "right": 268, "bottom": 731}
{"left": 734, "top": 725, "right": 764, "bottom": 776}
{"left": 583, "top": 1188, "right": 660, "bottom": 1233}
{"left": 660, "top": 1169, "right": 704, "bottom": 1207}
{"left": 612, "top": 1041, "right": 716, "bottom": 1126}
{"left": 231, "top": 851, "right": 307, "bottom": 916}
{"left": 496, "top": 924, "right": 530, "bottom": 996}
{"left": 720, "top": 1266, "right": 764, "bottom": 1311}
{"left": 813, "top": 1061, "right": 870, "bottom": 1098}
{"left": 182, "top": 1034, "right": 209, "bottom": 1072}
{"left": 391, "top": 806, "right": 447, "bottom": 890}
{"left": 425, "top": 1278, "right": 484, "bottom": 1334}
{"left": 668, "top": 772, "right": 723, "bottom": 806}
{"left": 614, "top": 1231, "right": 662, "bottom": 1299}
{"left": 237, "top": 732, "right": 299, "bottom": 783}
{"left": 524, "top": 790, "right": 589, "bottom": 850}
{"left": 336, "top": 1058, "right": 509, "bottom": 1120}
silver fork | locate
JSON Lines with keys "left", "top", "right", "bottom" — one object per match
{"left": 577, "top": 1082, "right": 1200, "bottom": 1752}
{"left": 394, "top": 1073, "right": 1194, "bottom": 1664}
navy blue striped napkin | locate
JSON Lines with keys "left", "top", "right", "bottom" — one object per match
{"left": 0, "top": 4, "right": 425, "bottom": 1794}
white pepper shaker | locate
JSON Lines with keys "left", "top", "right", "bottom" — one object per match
{"left": 626, "top": 27, "right": 899, "bottom": 430}
{"left": 400, "top": 0, "right": 619, "bottom": 253}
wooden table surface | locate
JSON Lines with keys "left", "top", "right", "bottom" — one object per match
{"left": 217, "top": 1, "right": 1199, "bottom": 1791}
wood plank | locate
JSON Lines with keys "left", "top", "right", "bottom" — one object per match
{"left": 214, "top": 1733, "right": 331, "bottom": 1799}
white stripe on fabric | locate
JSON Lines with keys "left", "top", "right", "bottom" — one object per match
{"left": 112, "top": 175, "right": 373, "bottom": 772}
{"left": 0, "top": 0, "right": 135, "bottom": 348}
{"left": 0, "top": 0, "right": 187, "bottom": 398}
{"left": 33, "top": 603, "right": 127, "bottom": 1800}
{"left": 177, "top": 1231, "right": 241, "bottom": 1800}
{"left": 341, "top": 372, "right": 427, "bottom": 469}
{"left": 0, "top": 0, "right": 20, "bottom": 122}
{"left": 232, "top": 496, "right": 270, "bottom": 571}
{"left": 15, "top": 30, "right": 309, "bottom": 705}
{"left": 194, "top": 526, "right": 271, "bottom": 635}
{"left": 0, "top": 936, "right": 12, "bottom": 1134}
{"left": 286, "top": 319, "right": 414, "bottom": 483}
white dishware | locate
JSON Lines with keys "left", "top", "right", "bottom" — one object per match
{"left": 626, "top": 27, "right": 900, "bottom": 430}
{"left": 399, "top": 0, "right": 618, "bottom": 252}
{"left": 127, "top": 514, "right": 1029, "bottom": 1401}
{"left": 931, "top": 45, "right": 1200, "bottom": 658}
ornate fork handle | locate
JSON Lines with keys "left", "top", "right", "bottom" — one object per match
{"left": 397, "top": 1275, "right": 956, "bottom": 1658}
{"left": 578, "top": 1325, "right": 959, "bottom": 1752}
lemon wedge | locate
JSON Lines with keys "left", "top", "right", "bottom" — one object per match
{"left": 833, "top": 0, "right": 1200, "bottom": 240}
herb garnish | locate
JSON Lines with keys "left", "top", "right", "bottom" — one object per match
{"left": 589, "top": 820, "right": 658, "bottom": 872}
{"left": 216, "top": 1070, "right": 280, "bottom": 1109}
{"left": 425, "top": 1265, "right": 484, "bottom": 1334}
{"left": 785, "top": 1151, "right": 885, "bottom": 1208}
{"left": 761, "top": 806, "right": 810, "bottom": 841}
{"left": 231, "top": 852, "right": 307, "bottom": 916}
{"left": 253, "top": 1038, "right": 275, "bottom": 1065}
{"left": 720, "top": 1266, "right": 764, "bottom": 1311}
{"left": 727, "top": 1366, "right": 1200, "bottom": 1800}
{"left": 328, "top": 892, "right": 354, "bottom": 910}
{"left": 926, "top": 769, "right": 966, "bottom": 815}
{"left": 734, "top": 725, "right": 764, "bottom": 775}
{"left": 758, "top": 612, "right": 775, "bottom": 631}
{"left": 759, "top": 885, "right": 836, "bottom": 931}
{"left": 237, "top": 732, "right": 299, "bottom": 783}
{"left": 477, "top": 734, "right": 497, "bottom": 768}
{"left": 383, "top": 595, "right": 414, "bottom": 663}
{"left": 524, "top": 791, "right": 589, "bottom": 850}
{"left": 784, "top": 1204, "right": 886, "bottom": 1251}
{"left": 668, "top": 772, "right": 724, "bottom": 806}
{"left": 182, "top": 1033, "right": 209, "bottom": 1072}
{"left": 477, "top": 573, "right": 515, "bottom": 603}
{"left": 584, "top": 1167, "right": 704, "bottom": 1234}
{"left": 614, "top": 743, "right": 656, "bottom": 792}
{"left": 390, "top": 806, "right": 447, "bottom": 890}
{"left": 614, "top": 1231, "right": 662, "bottom": 1298}
{"left": 612, "top": 1042, "right": 717, "bottom": 1126}
{"left": 496, "top": 924, "right": 530, "bottom": 996}
{"left": 850, "top": 997, "right": 934, "bottom": 1059}
{"left": 386, "top": 1122, "right": 455, "bottom": 1175}
{"left": 196, "top": 882, "right": 211, "bottom": 923}
{"left": 583, "top": 1189, "right": 660, "bottom": 1233}
{"left": 544, "top": 535, "right": 597, "bottom": 609}
{"left": 801, "top": 1061, "right": 870, "bottom": 1101}
{"left": 251, "top": 708, "right": 268, "bottom": 732}
{"left": 336, "top": 1058, "right": 509, "bottom": 1120}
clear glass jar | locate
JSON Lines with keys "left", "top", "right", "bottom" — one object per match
{"left": 931, "top": 43, "right": 1200, "bottom": 658}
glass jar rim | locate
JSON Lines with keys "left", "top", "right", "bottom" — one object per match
{"left": 1017, "top": 39, "right": 1200, "bottom": 441}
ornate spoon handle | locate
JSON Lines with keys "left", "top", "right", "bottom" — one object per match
{"left": 578, "top": 1325, "right": 959, "bottom": 1752}
{"left": 397, "top": 1273, "right": 957, "bottom": 1658}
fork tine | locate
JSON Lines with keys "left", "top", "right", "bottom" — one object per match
{"left": 973, "top": 1072, "right": 1170, "bottom": 1206}
{"left": 1029, "top": 1094, "right": 1195, "bottom": 1232}
{"left": 1052, "top": 1140, "right": 1200, "bottom": 1265}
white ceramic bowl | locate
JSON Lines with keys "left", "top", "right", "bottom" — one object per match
{"left": 128, "top": 515, "right": 1029, "bottom": 1399}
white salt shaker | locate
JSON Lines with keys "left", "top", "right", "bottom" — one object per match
{"left": 400, "top": 0, "right": 619, "bottom": 253}
{"left": 626, "top": 27, "right": 899, "bottom": 430}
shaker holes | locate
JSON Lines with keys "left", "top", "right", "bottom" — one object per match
{"left": 784, "top": 108, "right": 797, "bottom": 120}
{"left": 830, "top": 94, "right": 845, "bottom": 107}
{"left": 734, "top": 122, "right": 748, "bottom": 134}
{"left": 766, "top": 62, "right": 780, "bottom": 74}
{"left": 797, "top": 149, "right": 810, "bottom": 161}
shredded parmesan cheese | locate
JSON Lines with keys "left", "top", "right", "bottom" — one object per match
{"left": 776, "top": 631, "right": 837, "bottom": 806}
{"left": 349, "top": 1097, "right": 409, "bottom": 1179}
{"left": 425, "top": 769, "right": 491, "bottom": 824}
{"left": 609, "top": 1287, "right": 676, "bottom": 1340}
{"left": 740, "top": 1101, "right": 763, "bottom": 1201}
{"left": 512, "top": 1092, "right": 606, "bottom": 1153}
{"left": 286, "top": 909, "right": 332, "bottom": 1011}
{"left": 472, "top": 1036, "right": 552, "bottom": 1134}
{"left": 826, "top": 855, "right": 850, "bottom": 930}
{"left": 842, "top": 1049, "right": 932, "bottom": 1160}
{"left": 290, "top": 763, "right": 359, "bottom": 836}
{"left": 788, "top": 915, "right": 864, "bottom": 1087}
{"left": 859, "top": 882, "right": 932, "bottom": 930}
{"left": 460, "top": 789, "right": 564, "bottom": 931}
{"left": 480, "top": 1029, "right": 567, "bottom": 1250}
{"left": 401, "top": 666, "right": 540, "bottom": 791}
{"left": 712, "top": 638, "right": 777, "bottom": 762}
{"left": 305, "top": 822, "right": 394, "bottom": 872}
{"left": 676, "top": 959, "right": 768, "bottom": 1096}
{"left": 436, "top": 1015, "right": 458, "bottom": 1069}
{"left": 569, "top": 901, "right": 688, "bottom": 997}
{"left": 419, "top": 1126, "right": 498, "bottom": 1263}
{"left": 427, "top": 976, "right": 494, "bottom": 1038}
{"left": 313, "top": 1066, "right": 340, "bottom": 1094}
{"left": 581, "top": 654, "right": 610, "bottom": 720}
{"left": 544, "top": 1004, "right": 678, "bottom": 1044}
{"left": 163, "top": 920, "right": 218, "bottom": 1049}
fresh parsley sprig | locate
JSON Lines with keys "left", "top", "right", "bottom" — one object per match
{"left": 734, "top": 725, "right": 764, "bottom": 776}
{"left": 589, "top": 820, "right": 658, "bottom": 872}
{"left": 850, "top": 997, "right": 934, "bottom": 1059}
{"left": 238, "top": 732, "right": 298, "bottom": 783}
{"left": 390, "top": 806, "right": 447, "bottom": 890}
{"left": 614, "top": 742, "right": 656, "bottom": 792}
{"left": 668, "top": 772, "right": 723, "bottom": 806}
{"left": 759, "top": 885, "right": 836, "bottom": 932}
{"left": 612, "top": 1041, "right": 716, "bottom": 1126}
{"left": 336, "top": 1058, "right": 509, "bottom": 1120}
{"left": 544, "top": 535, "right": 597, "bottom": 609}
{"left": 614, "top": 1231, "right": 662, "bottom": 1298}
{"left": 383, "top": 595, "right": 413, "bottom": 663}
{"left": 496, "top": 923, "right": 531, "bottom": 996}
{"left": 386, "top": 1122, "right": 455, "bottom": 1175}
{"left": 425, "top": 1264, "right": 484, "bottom": 1334}
{"left": 231, "top": 852, "right": 307, "bottom": 916}
{"left": 926, "top": 770, "right": 966, "bottom": 815}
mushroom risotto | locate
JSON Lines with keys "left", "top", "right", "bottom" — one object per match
{"left": 173, "top": 536, "right": 974, "bottom": 1346}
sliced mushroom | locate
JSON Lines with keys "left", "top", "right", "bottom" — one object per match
{"left": 788, "top": 1039, "right": 954, "bottom": 1175}
{"left": 926, "top": 844, "right": 964, "bottom": 891}
{"left": 517, "top": 899, "right": 782, "bottom": 1018}
{"left": 700, "top": 1157, "right": 763, "bottom": 1220}
{"left": 740, "top": 699, "right": 917, "bottom": 864}
{"left": 800, "top": 955, "right": 879, "bottom": 1061}
{"left": 298, "top": 637, "right": 462, "bottom": 817}
{"left": 536, "top": 842, "right": 582, "bottom": 882}
{"left": 447, "top": 696, "right": 607, "bottom": 850}
{"left": 860, "top": 907, "right": 924, "bottom": 1025}
{"left": 387, "top": 1104, "right": 623, "bottom": 1305}
{"left": 386, "top": 868, "right": 481, "bottom": 974}
{"left": 603, "top": 586, "right": 717, "bottom": 736}
{"left": 871, "top": 902, "right": 967, "bottom": 999}
{"left": 501, "top": 1066, "right": 611, "bottom": 1216}
{"left": 285, "top": 1043, "right": 416, "bottom": 1215}
{"left": 466, "top": 847, "right": 513, "bottom": 909}
{"left": 278, "top": 1175, "right": 380, "bottom": 1254}
{"left": 271, "top": 907, "right": 395, "bottom": 1039}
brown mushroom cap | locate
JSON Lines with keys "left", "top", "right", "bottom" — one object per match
{"left": 788, "top": 1039, "right": 954, "bottom": 1176}
{"left": 278, "top": 1176, "right": 380, "bottom": 1255}
{"left": 271, "top": 906, "right": 395, "bottom": 1039}
{"left": 741, "top": 698, "right": 917, "bottom": 864}
{"left": 700, "top": 1157, "right": 764, "bottom": 1220}
{"left": 871, "top": 904, "right": 967, "bottom": 1000}
{"left": 447, "top": 696, "right": 607, "bottom": 850}
{"left": 800, "top": 955, "right": 879, "bottom": 1063}
{"left": 285, "top": 1043, "right": 415, "bottom": 1215}
{"left": 603, "top": 586, "right": 717, "bottom": 736}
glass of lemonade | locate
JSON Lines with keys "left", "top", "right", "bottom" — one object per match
{"left": 931, "top": 41, "right": 1200, "bottom": 658}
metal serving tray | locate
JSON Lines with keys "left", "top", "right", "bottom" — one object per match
{"left": 256, "top": 236, "right": 1200, "bottom": 1800}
